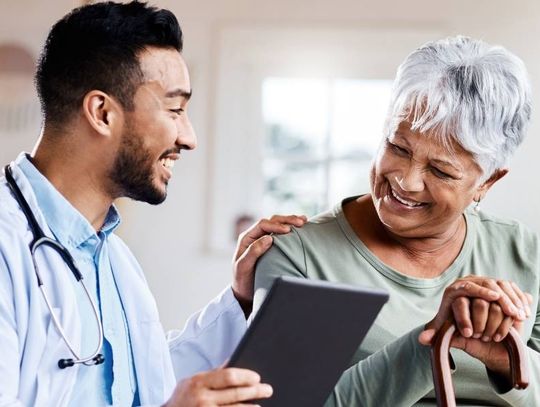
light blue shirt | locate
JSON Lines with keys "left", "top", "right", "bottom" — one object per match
{"left": 18, "top": 156, "right": 139, "bottom": 406}
{"left": 0, "top": 152, "right": 247, "bottom": 406}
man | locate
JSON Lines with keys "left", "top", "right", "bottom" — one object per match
{"left": 0, "top": 2, "right": 305, "bottom": 406}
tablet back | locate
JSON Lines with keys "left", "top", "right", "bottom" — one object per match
{"left": 228, "top": 276, "right": 389, "bottom": 406}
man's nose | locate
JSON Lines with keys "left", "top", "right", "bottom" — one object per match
{"left": 177, "top": 116, "right": 197, "bottom": 150}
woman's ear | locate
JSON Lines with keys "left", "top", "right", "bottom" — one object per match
{"left": 82, "top": 90, "right": 123, "bottom": 137}
{"left": 474, "top": 168, "right": 509, "bottom": 201}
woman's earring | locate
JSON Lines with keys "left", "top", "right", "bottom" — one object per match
{"left": 474, "top": 198, "right": 481, "bottom": 212}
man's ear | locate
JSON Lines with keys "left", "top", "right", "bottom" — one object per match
{"left": 474, "top": 168, "right": 508, "bottom": 201}
{"left": 82, "top": 91, "right": 122, "bottom": 137}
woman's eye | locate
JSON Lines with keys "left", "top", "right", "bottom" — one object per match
{"left": 387, "top": 140, "right": 409, "bottom": 156}
{"left": 170, "top": 108, "right": 184, "bottom": 115}
{"left": 431, "top": 167, "right": 452, "bottom": 179}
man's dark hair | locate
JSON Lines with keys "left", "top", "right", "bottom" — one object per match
{"left": 35, "top": 1, "right": 183, "bottom": 128}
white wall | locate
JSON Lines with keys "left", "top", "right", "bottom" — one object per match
{"left": 1, "top": 0, "right": 539, "bottom": 330}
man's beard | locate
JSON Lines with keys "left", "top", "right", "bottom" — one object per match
{"left": 110, "top": 125, "right": 167, "bottom": 205}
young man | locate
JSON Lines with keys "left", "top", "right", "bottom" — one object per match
{"left": 0, "top": 2, "right": 305, "bottom": 405}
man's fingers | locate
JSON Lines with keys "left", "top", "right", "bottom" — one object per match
{"left": 179, "top": 369, "right": 272, "bottom": 407}
{"left": 255, "top": 217, "right": 306, "bottom": 235}
{"left": 232, "top": 214, "right": 305, "bottom": 302}
{"left": 236, "top": 221, "right": 286, "bottom": 253}
{"left": 226, "top": 404, "right": 264, "bottom": 407}
{"left": 203, "top": 368, "right": 272, "bottom": 405}
{"left": 234, "top": 216, "right": 306, "bottom": 259}
{"left": 204, "top": 368, "right": 262, "bottom": 389}
{"left": 452, "top": 297, "right": 473, "bottom": 338}
{"left": 269, "top": 214, "right": 308, "bottom": 227}
{"left": 235, "top": 235, "right": 273, "bottom": 275}
{"left": 210, "top": 383, "right": 273, "bottom": 405}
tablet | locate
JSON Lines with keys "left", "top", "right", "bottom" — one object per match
{"left": 227, "top": 276, "right": 389, "bottom": 406}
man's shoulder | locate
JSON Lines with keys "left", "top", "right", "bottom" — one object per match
{"left": 0, "top": 181, "right": 34, "bottom": 292}
{"left": 0, "top": 179, "right": 30, "bottom": 241}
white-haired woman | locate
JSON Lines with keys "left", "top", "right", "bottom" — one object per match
{"left": 254, "top": 36, "right": 539, "bottom": 406}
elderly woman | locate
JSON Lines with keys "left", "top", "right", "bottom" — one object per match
{"left": 254, "top": 36, "right": 539, "bottom": 406}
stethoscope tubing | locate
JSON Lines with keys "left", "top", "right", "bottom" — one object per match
{"left": 4, "top": 163, "right": 105, "bottom": 368}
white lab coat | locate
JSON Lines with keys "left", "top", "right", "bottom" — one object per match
{"left": 0, "top": 160, "right": 247, "bottom": 406}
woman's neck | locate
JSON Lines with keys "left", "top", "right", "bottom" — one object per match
{"left": 343, "top": 195, "right": 467, "bottom": 278}
{"left": 384, "top": 215, "right": 466, "bottom": 257}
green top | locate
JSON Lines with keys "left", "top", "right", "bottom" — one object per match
{"left": 254, "top": 197, "right": 540, "bottom": 406}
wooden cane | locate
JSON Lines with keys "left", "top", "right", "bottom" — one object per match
{"left": 430, "top": 320, "right": 529, "bottom": 407}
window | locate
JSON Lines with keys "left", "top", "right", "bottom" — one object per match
{"left": 262, "top": 77, "right": 393, "bottom": 216}
{"left": 207, "top": 25, "right": 441, "bottom": 251}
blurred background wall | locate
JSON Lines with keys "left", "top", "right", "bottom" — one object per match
{"left": 1, "top": 0, "right": 539, "bottom": 330}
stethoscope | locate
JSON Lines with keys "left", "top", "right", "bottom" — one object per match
{"left": 3, "top": 164, "right": 105, "bottom": 369}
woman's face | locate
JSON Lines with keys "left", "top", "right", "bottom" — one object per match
{"left": 370, "top": 120, "right": 488, "bottom": 239}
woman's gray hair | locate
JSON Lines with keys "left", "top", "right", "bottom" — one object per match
{"left": 385, "top": 36, "right": 531, "bottom": 180}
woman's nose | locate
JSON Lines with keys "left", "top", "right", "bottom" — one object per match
{"left": 395, "top": 165, "right": 425, "bottom": 192}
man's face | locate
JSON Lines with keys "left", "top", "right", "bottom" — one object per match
{"left": 110, "top": 47, "right": 196, "bottom": 204}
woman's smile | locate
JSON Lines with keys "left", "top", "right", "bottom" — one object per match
{"left": 387, "top": 184, "right": 429, "bottom": 210}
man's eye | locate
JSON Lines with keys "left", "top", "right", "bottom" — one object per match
{"left": 170, "top": 108, "right": 184, "bottom": 115}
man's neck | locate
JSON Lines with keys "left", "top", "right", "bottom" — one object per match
{"left": 31, "top": 138, "right": 114, "bottom": 232}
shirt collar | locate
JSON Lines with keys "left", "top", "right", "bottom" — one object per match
{"left": 16, "top": 153, "right": 121, "bottom": 249}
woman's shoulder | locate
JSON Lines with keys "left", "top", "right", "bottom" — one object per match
{"left": 468, "top": 209, "right": 540, "bottom": 265}
{"left": 271, "top": 203, "right": 347, "bottom": 252}
{"left": 470, "top": 209, "right": 538, "bottom": 241}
